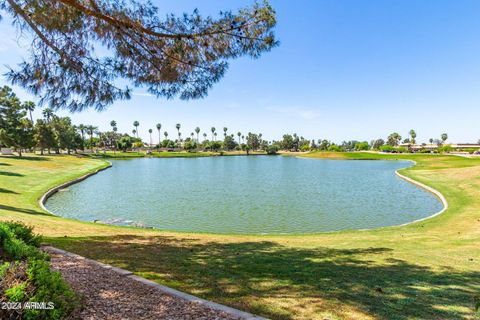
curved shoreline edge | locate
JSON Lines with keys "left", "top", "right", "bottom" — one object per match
{"left": 39, "top": 156, "right": 450, "bottom": 234}
{"left": 394, "top": 166, "right": 448, "bottom": 227}
{"left": 39, "top": 160, "right": 113, "bottom": 213}
{"left": 298, "top": 156, "right": 449, "bottom": 231}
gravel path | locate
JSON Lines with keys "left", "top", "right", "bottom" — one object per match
{"left": 47, "top": 249, "right": 240, "bottom": 320}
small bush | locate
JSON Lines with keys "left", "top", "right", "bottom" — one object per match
{"left": 2, "top": 221, "right": 41, "bottom": 247}
{"left": 5, "top": 282, "right": 28, "bottom": 301}
{"left": 328, "top": 144, "right": 342, "bottom": 152}
{"left": 0, "top": 221, "right": 78, "bottom": 319}
{"left": 379, "top": 145, "right": 394, "bottom": 152}
{"left": 438, "top": 145, "right": 453, "bottom": 153}
{"left": 266, "top": 145, "right": 279, "bottom": 155}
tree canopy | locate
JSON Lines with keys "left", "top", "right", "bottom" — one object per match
{"left": 0, "top": 0, "right": 278, "bottom": 111}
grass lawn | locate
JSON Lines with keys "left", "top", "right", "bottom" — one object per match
{"left": 1, "top": 152, "right": 479, "bottom": 319}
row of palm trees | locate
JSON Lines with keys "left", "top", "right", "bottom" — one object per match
{"left": 130, "top": 121, "right": 249, "bottom": 146}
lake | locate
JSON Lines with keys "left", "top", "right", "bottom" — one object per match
{"left": 45, "top": 156, "right": 443, "bottom": 234}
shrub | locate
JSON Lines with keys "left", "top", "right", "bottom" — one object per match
{"left": 438, "top": 145, "right": 453, "bottom": 153}
{"left": 0, "top": 221, "right": 78, "bottom": 319}
{"left": 266, "top": 145, "right": 279, "bottom": 155}
{"left": 300, "top": 144, "right": 310, "bottom": 152}
{"left": 328, "top": 144, "right": 342, "bottom": 152}
{"left": 2, "top": 221, "right": 41, "bottom": 247}
{"left": 25, "top": 259, "right": 78, "bottom": 320}
{"left": 379, "top": 145, "right": 394, "bottom": 152}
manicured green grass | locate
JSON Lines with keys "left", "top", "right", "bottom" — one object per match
{"left": 1, "top": 152, "right": 480, "bottom": 319}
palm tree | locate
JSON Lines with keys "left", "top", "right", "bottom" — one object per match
{"left": 86, "top": 125, "right": 98, "bottom": 152}
{"left": 429, "top": 138, "right": 434, "bottom": 144}
{"left": 112, "top": 126, "right": 118, "bottom": 153}
{"left": 164, "top": 131, "right": 168, "bottom": 141}
{"left": 214, "top": 132, "right": 217, "bottom": 140}
{"left": 78, "top": 124, "right": 86, "bottom": 150}
{"left": 23, "top": 101, "right": 35, "bottom": 124}
{"left": 223, "top": 127, "right": 228, "bottom": 138}
{"left": 409, "top": 129, "right": 417, "bottom": 145}
{"left": 95, "top": 130, "right": 102, "bottom": 152}
{"left": 109, "top": 120, "right": 117, "bottom": 152}
{"left": 241, "top": 135, "right": 245, "bottom": 143}
{"left": 133, "top": 121, "right": 139, "bottom": 138}
{"left": 156, "top": 123, "right": 162, "bottom": 146}
{"left": 203, "top": 132, "right": 207, "bottom": 141}
{"left": 175, "top": 123, "right": 181, "bottom": 141}
{"left": 148, "top": 129, "right": 153, "bottom": 147}
{"left": 132, "top": 129, "right": 136, "bottom": 137}
{"left": 42, "top": 108, "right": 54, "bottom": 122}
{"left": 237, "top": 132, "right": 241, "bottom": 144}
{"left": 441, "top": 133, "right": 448, "bottom": 144}
{"left": 195, "top": 127, "right": 200, "bottom": 142}
{"left": 211, "top": 127, "right": 216, "bottom": 141}
{"left": 190, "top": 132, "right": 194, "bottom": 140}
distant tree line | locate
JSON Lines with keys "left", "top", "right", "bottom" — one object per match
{"left": 0, "top": 86, "right": 470, "bottom": 157}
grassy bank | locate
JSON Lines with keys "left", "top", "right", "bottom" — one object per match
{"left": 1, "top": 153, "right": 479, "bottom": 319}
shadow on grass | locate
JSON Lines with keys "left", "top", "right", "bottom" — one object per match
{"left": 0, "top": 155, "right": 49, "bottom": 161}
{"left": 0, "top": 204, "right": 49, "bottom": 215}
{"left": 0, "top": 171, "right": 24, "bottom": 177}
{"left": 0, "top": 188, "right": 18, "bottom": 194}
{"left": 0, "top": 163, "right": 12, "bottom": 166}
{"left": 50, "top": 235, "right": 480, "bottom": 319}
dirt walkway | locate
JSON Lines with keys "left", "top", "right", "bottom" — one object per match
{"left": 46, "top": 248, "right": 243, "bottom": 320}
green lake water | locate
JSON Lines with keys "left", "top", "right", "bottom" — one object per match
{"left": 45, "top": 156, "right": 443, "bottom": 234}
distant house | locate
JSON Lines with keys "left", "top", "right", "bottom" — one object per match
{"left": 1, "top": 148, "right": 14, "bottom": 155}
{"left": 398, "top": 143, "right": 480, "bottom": 150}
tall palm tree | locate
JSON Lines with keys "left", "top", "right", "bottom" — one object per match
{"left": 109, "top": 120, "right": 117, "bottom": 151}
{"left": 148, "top": 129, "right": 153, "bottom": 147}
{"left": 195, "top": 127, "right": 200, "bottom": 142}
{"left": 237, "top": 132, "right": 241, "bottom": 144}
{"left": 175, "top": 123, "right": 181, "bottom": 141}
{"left": 23, "top": 101, "right": 35, "bottom": 124}
{"left": 42, "top": 108, "right": 54, "bottom": 122}
{"left": 214, "top": 132, "right": 217, "bottom": 140}
{"left": 112, "top": 126, "right": 118, "bottom": 153}
{"left": 132, "top": 129, "right": 136, "bottom": 137}
{"left": 211, "top": 127, "right": 216, "bottom": 141}
{"left": 409, "top": 129, "right": 417, "bottom": 145}
{"left": 95, "top": 130, "right": 102, "bottom": 152}
{"left": 78, "top": 124, "right": 86, "bottom": 150}
{"left": 190, "top": 132, "right": 194, "bottom": 140}
{"left": 86, "top": 125, "right": 98, "bottom": 152}
{"left": 241, "top": 135, "right": 245, "bottom": 143}
{"left": 133, "top": 121, "right": 139, "bottom": 138}
{"left": 164, "top": 131, "right": 168, "bottom": 141}
{"left": 203, "top": 132, "right": 207, "bottom": 141}
{"left": 223, "top": 127, "right": 228, "bottom": 138}
{"left": 156, "top": 123, "right": 162, "bottom": 146}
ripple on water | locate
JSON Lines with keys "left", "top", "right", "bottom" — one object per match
{"left": 45, "top": 157, "right": 443, "bottom": 234}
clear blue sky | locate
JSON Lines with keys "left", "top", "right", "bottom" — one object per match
{"left": 1, "top": 0, "right": 480, "bottom": 143}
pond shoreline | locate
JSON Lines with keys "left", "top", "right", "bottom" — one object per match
{"left": 39, "top": 160, "right": 113, "bottom": 214}
{"left": 40, "top": 156, "right": 447, "bottom": 235}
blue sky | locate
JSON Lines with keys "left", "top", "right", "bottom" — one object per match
{"left": 1, "top": 0, "right": 480, "bottom": 143}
